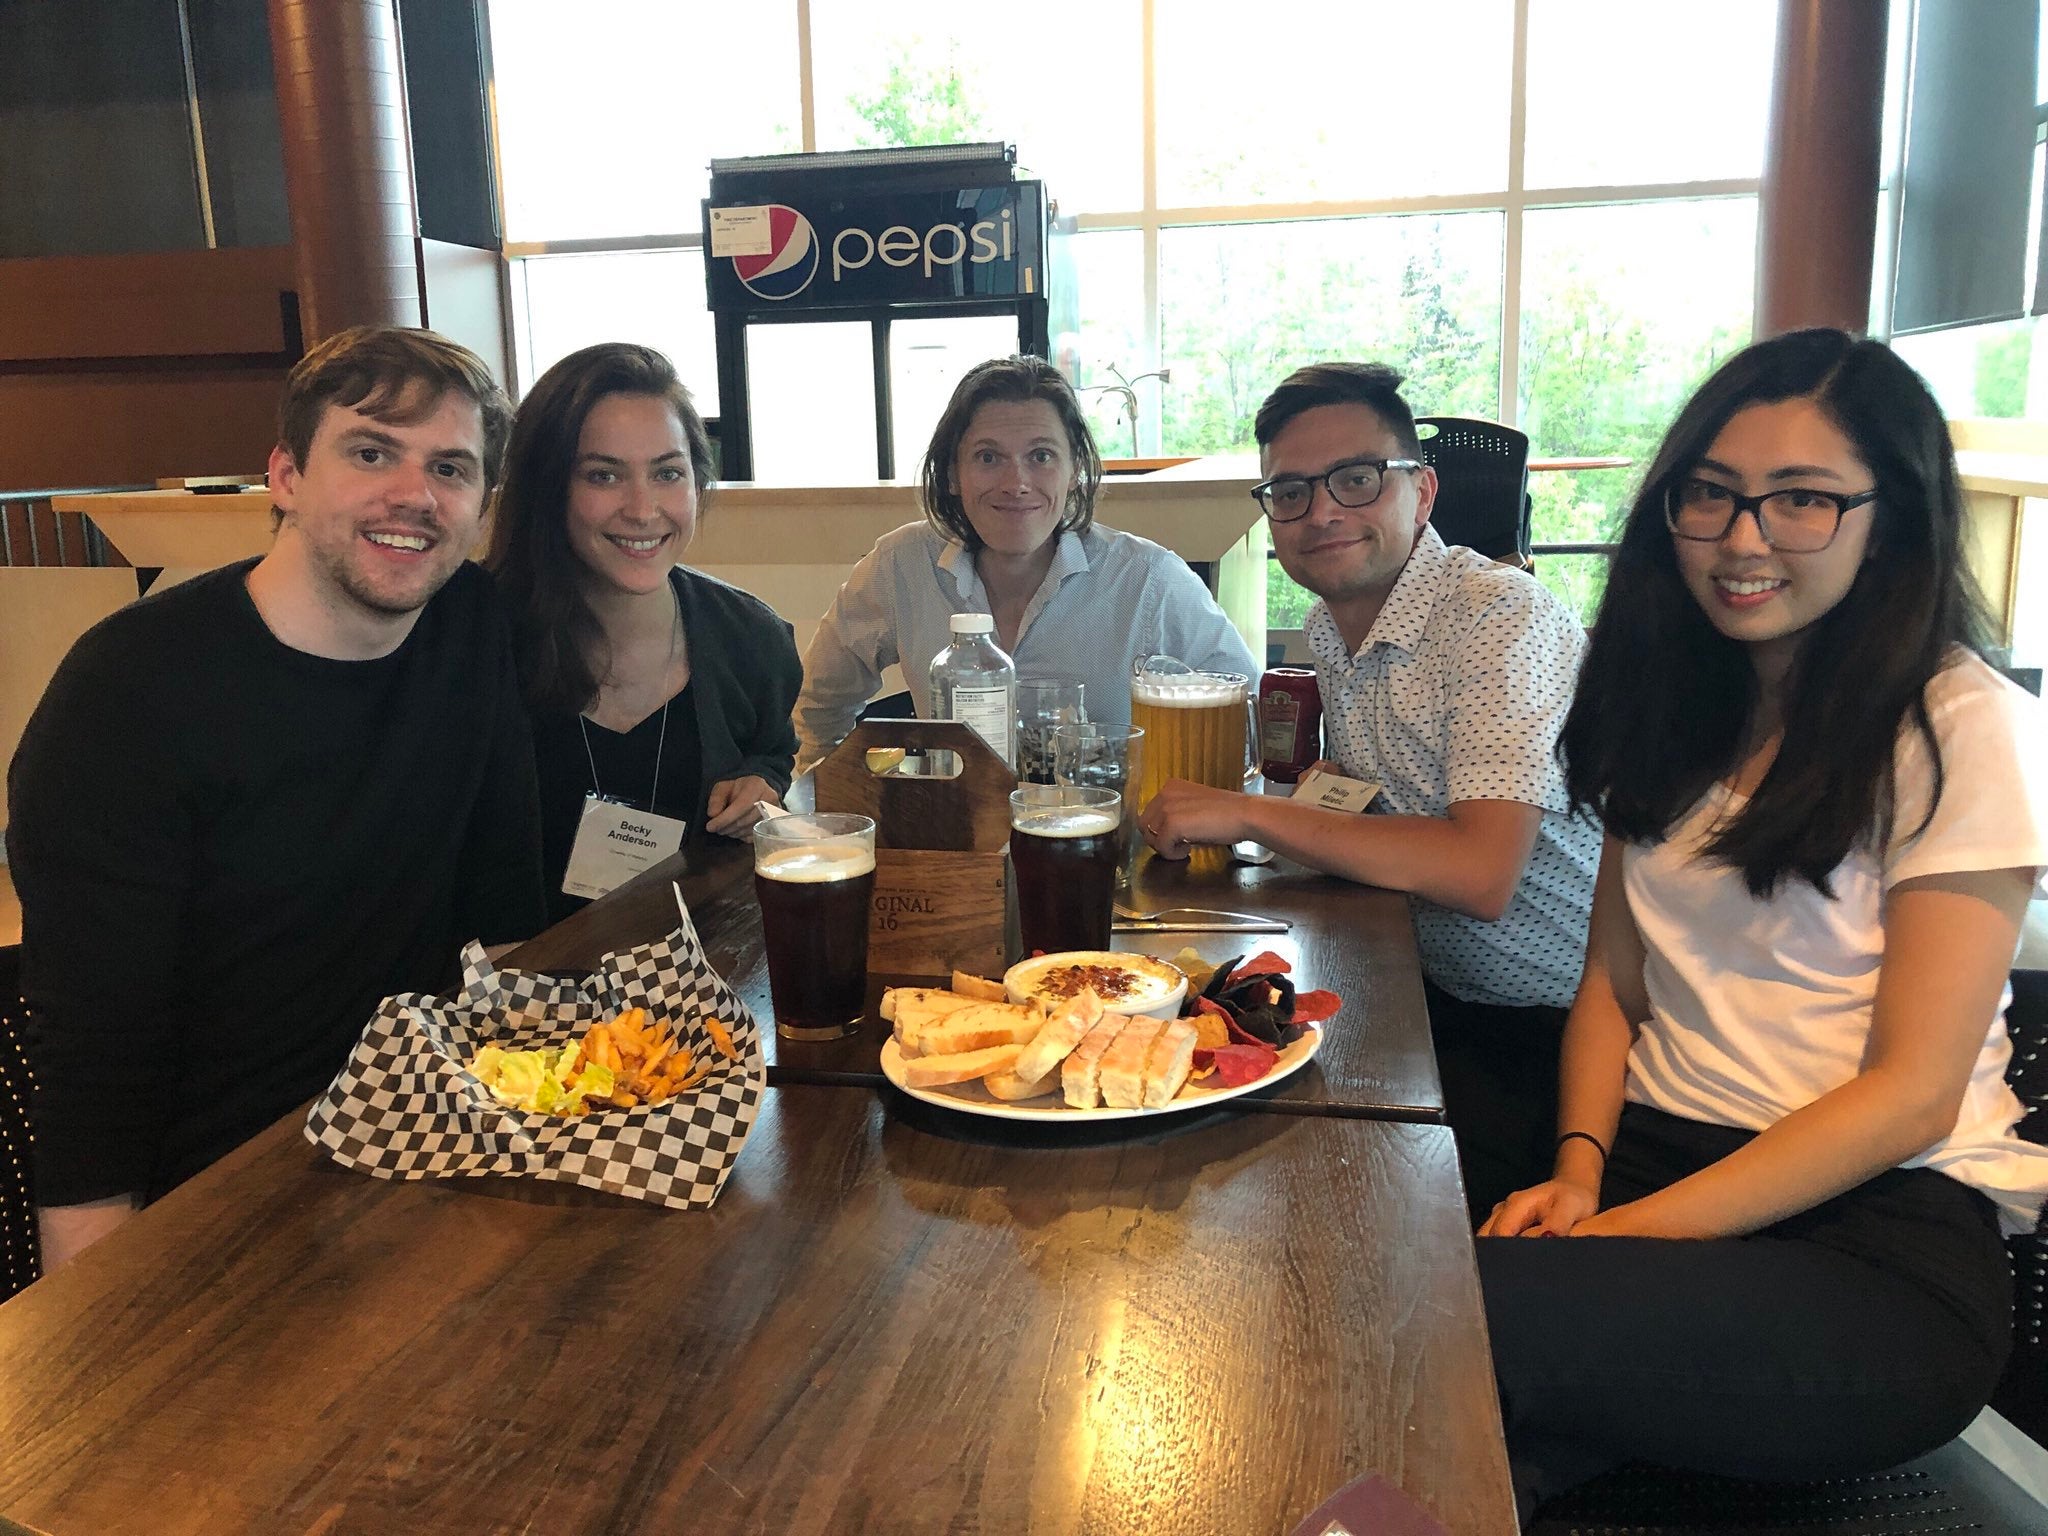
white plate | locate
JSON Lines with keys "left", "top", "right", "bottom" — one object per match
{"left": 879, "top": 1025, "right": 1323, "bottom": 1122}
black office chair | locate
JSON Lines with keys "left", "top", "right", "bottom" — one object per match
{"left": 1414, "top": 416, "right": 1532, "bottom": 567}
{"left": 0, "top": 943, "right": 37, "bottom": 1299}
{"left": 1993, "top": 968, "right": 2047, "bottom": 1443}
{"left": 1529, "top": 985, "right": 2048, "bottom": 1534}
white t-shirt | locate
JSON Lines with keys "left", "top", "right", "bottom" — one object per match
{"left": 1623, "top": 652, "right": 2048, "bottom": 1234}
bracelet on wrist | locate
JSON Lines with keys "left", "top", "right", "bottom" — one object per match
{"left": 1555, "top": 1130, "right": 1609, "bottom": 1166}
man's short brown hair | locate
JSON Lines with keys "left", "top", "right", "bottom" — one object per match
{"left": 276, "top": 325, "right": 513, "bottom": 489}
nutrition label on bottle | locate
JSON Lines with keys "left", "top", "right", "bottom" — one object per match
{"left": 950, "top": 686, "right": 1014, "bottom": 763}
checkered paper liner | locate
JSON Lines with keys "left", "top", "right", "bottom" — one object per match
{"left": 304, "top": 911, "right": 763, "bottom": 1209}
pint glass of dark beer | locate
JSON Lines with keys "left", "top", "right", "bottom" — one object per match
{"left": 1009, "top": 785, "right": 1122, "bottom": 955}
{"left": 753, "top": 812, "right": 877, "bottom": 1041}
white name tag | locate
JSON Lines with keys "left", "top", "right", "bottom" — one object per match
{"left": 561, "top": 795, "right": 688, "bottom": 901}
{"left": 1292, "top": 767, "right": 1381, "bottom": 814}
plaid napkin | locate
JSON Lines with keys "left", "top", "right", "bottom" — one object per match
{"left": 305, "top": 909, "right": 763, "bottom": 1209}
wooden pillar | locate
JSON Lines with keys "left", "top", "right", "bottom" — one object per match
{"left": 1755, "top": 0, "right": 1889, "bottom": 337}
{"left": 267, "top": 0, "right": 421, "bottom": 341}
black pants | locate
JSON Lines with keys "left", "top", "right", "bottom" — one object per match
{"left": 1477, "top": 1104, "right": 2015, "bottom": 1521}
{"left": 1423, "top": 981, "right": 1566, "bottom": 1224}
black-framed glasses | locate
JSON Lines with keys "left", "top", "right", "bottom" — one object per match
{"left": 1663, "top": 477, "right": 1878, "bottom": 553}
{"left": 1250, "top": 457, "right": 1423, "bottom": 523}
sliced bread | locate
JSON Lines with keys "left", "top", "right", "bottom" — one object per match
{"left": 900, "top": 1043, "right": 1023, "bottom": 1088}
{"left": 1012, "top": 989, "right": 1105, "bottom": 1085}
{"left": 913, "top": 1001, "right": 1046, "bottom": 1058}
{"left": 1061, "top": 1012, "right": 1129, "bottom": 1109}
{"left": 1141, "top": 1018, "right": 1199, "bottom": 1108}
{"left": 1099, "top": 1017, "right": 1166, "bottom": 1109}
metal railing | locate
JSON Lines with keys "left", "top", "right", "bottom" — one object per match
{"left": 0, "top": 487, "right": 148, "bottom": 567}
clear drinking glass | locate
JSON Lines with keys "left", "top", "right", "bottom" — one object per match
{"left": 1052, "top": 722, "right": 1146, "bottom": 890}
{"left": 1015, "top": 676, "right": 1087, "bottom": 784}
{"left": 1009, "top": 784, "right": 1122, "bottom": 955}
{"left": 752, "top": 812, "right": 877, "bottom": 1040}
{"left": 1129, "top": 656, "right": 1257, "bottom": 875}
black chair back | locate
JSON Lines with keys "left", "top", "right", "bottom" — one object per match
{"left": 1994, "top": 968, "right": 2047, "bottom": 1441}
{"left": 1414, "top": 416, "right": 1532, "bottom": 565}
{"left": 0, "top": 944, "right": 37, "bottom": 1299}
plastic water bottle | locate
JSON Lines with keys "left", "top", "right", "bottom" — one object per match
{"left": 929, "top": 613, "right": 1016, "bottom": 764}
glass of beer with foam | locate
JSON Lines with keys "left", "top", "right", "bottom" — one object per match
{"left": 1010, "top": 784, "right": 1122, "bottom": 955}
{"left": 1129, "top": 656, "right": 1256, "bottom": 875}
{"left": 753, "top": 812, "right": 877, "bottom": 1040}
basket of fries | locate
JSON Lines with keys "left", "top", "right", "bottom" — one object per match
{"left": 305, "top": 907, "right": 763, "bottom": 1210}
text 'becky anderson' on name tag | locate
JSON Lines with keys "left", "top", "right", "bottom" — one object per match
{"left": 708, "top": 206, "right": 773, "bottom": 257}
{"left": 1291, "top": 766, "right": 1381, "bottom": 814}
{"left": 561, "top": 796, "right": 688, "bottom": 901}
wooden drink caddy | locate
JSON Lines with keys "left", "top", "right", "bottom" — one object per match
{"left": 811, "top": 719, "right": 1016, "bottom": 982}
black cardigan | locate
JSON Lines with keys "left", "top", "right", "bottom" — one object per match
{"left": 533, "top": 566, "right": 801, "bottom": 920}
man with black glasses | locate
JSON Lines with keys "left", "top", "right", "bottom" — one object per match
{"left": 1139, "top": 361, "right": 1598, "bottom": 1219}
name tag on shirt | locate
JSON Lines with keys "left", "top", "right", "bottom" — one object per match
{"left": 561, "top": 794, "right": 688, "bottom": 900}
{"left": 1292, "top": 767, "right": 1381, "bottom": 814}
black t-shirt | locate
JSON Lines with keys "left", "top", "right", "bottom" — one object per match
{"left": 6, "top": 560, "right": 546, "bottom": 1203}
{"left": 534, "top": 687, "right": 703, "bottom": 925}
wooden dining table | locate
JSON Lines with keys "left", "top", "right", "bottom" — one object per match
{"left": 515, "top": 839, "right": 1447, "bottom": 1122}
{"left": 0, "top": 840, "right": 1517, "bottom": 1536}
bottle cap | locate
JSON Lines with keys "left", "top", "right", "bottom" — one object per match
{"left": 949, "top": 612, "right": 995, "bottom": 635}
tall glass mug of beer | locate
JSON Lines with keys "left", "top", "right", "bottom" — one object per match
{"left": 753, "top": 813, "right": 877, "bottom": 1041}
{"left": 1130, "top": 656, "right": 1256, "bottom": 875}
{"left": 1010, "top": 785, "right": 1122, "bottom": 954}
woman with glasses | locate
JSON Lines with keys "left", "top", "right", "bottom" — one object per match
{"left": 488, "top": 342, "right": 800, "bottom": 923}
{"left": 1476, "top": 328, "right": 2048, "bottom": 1518}
{"left": 792, "top": 355, "right": 1257, "bottom": 768}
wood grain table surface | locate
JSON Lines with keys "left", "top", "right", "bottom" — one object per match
{"left": 0, "top": 1082, "right": 1514, "bottom": 1536}
{"left": 508, "top": 838, "right": 1444, "bottom": 1122}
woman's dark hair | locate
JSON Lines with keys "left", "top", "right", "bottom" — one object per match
{"left": 486, "top": 342, "right": 715, "bottom": 716}
{"left": 920, "top": 355, "right": 1104, "bottom": 546}
{"left": 1563, "top": 327, "right": 1992, "bottom": 896}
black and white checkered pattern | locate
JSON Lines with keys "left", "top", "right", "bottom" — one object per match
{"left": 305, "top": 909, "right": 762, "bottom": 1210}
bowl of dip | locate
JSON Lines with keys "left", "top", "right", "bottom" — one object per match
{"left": 1004, "top": 951, "right": 1187, "bottom": 1021}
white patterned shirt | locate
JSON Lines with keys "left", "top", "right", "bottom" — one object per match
{"left": 796, "top": 520, "right": 1260, "bottom": 769}
{"left": 1304, "top": 525, "right": 1599, "bottom": 1009}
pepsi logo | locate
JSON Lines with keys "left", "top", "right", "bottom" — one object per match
{"left": 732, "top": 205, "right": 819, "bottom": 301}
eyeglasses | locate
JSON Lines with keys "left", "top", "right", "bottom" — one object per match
{"left": 1663, "top": 477, "right": 1878, "bottom": 553}
{"left": 1250, "top": 457, "right": 1423, "bottom": 523}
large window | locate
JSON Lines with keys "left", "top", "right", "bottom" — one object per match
{"left": 1517, "top": 198, "right": 1760, "bottom": 619}
{"left": 1154, "top": 0, "right": 1513, "bottom": 207}
{"left": 488, "top": 1, "right": 801, "bottom": 243}
{"left": 809, "top": 0, "right": 1143, "bottom": 214}
{"left": 488, "top": 0, "right": 1782, "bottom": 622}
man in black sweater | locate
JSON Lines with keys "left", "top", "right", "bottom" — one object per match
{"left": 7, "top": 325, "right": 546, "bottom": 1273}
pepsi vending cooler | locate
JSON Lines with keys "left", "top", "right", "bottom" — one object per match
{"left": 702, "top": 143, "right": 1050, "bottom": 480}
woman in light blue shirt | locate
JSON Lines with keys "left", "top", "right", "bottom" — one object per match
{"left": 795, "top": 355, "right": 1259, "bottom": 767}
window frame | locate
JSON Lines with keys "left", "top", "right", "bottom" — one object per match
{"left": 487, "top": 0, "right": 1767, "bottom": 620}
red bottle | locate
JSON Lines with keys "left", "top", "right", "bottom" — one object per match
{"left": 1259, "top": 667, "right": 1322, "bottom": 783}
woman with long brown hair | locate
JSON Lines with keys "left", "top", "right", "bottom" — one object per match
{"left": 489, "top": 342, "right": 799, "bottom": 921}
